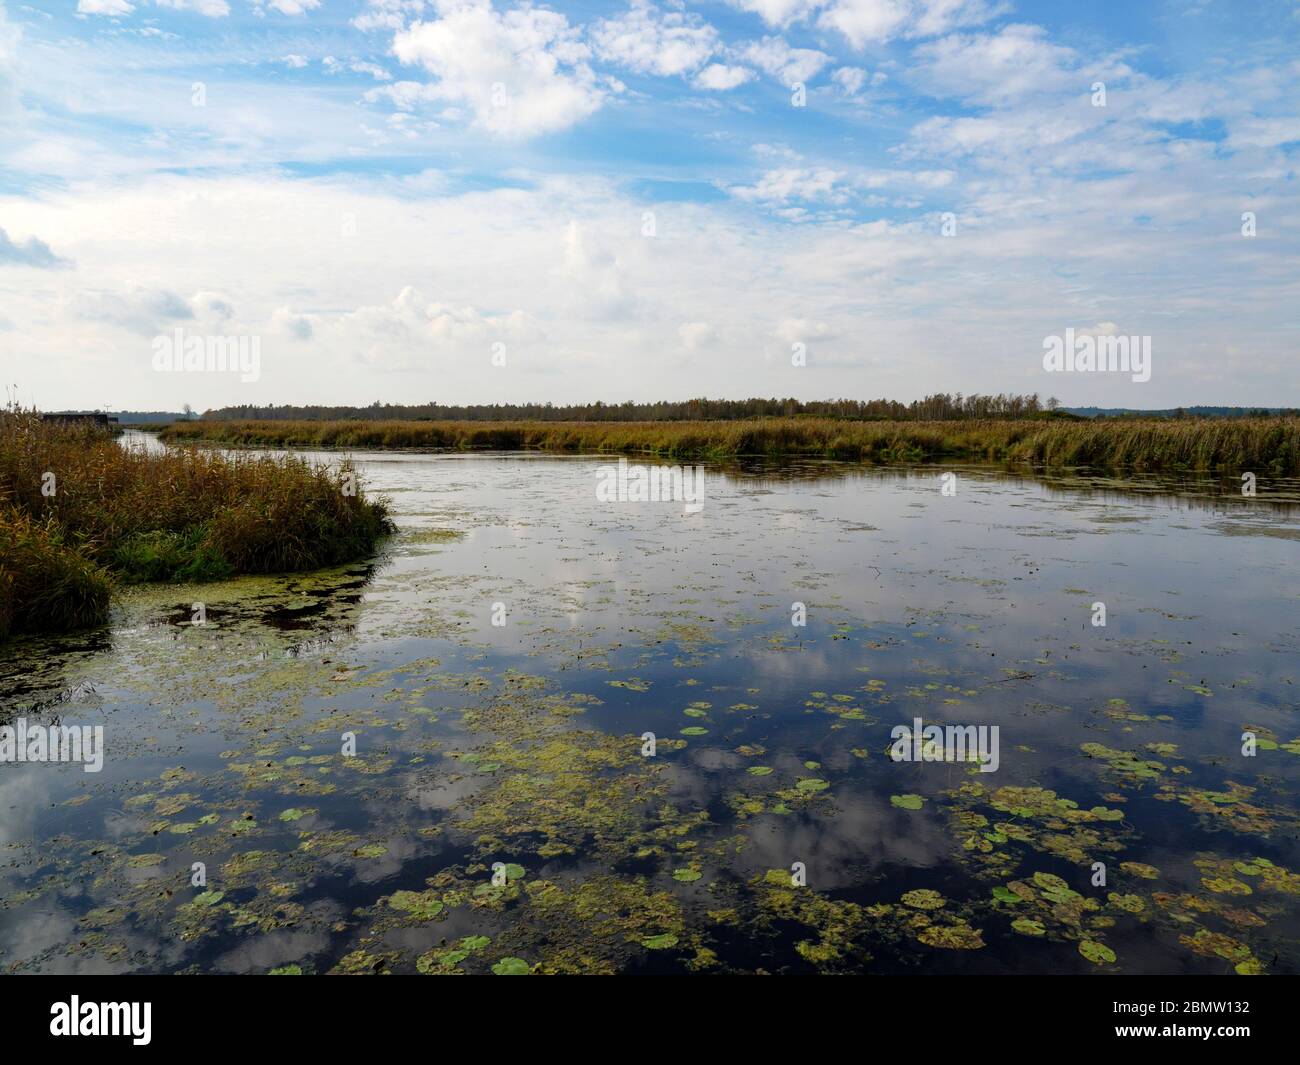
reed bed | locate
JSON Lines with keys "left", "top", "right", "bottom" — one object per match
{"left": 159, "top": 416, "right": 1300, "bottom": 474}
{"left": 1, "top": 412, "right": 392, "bottom": 639}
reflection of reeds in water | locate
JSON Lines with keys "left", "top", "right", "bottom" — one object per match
{"left": 160, "top": 416, "right": 1300, "bottom": 475}
{"left": 0, "top": 411, "right": 393, "bottom": 640}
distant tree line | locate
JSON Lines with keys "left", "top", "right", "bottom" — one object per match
{"left": 202, "top": 394, "right": 1076, "bottom": 423}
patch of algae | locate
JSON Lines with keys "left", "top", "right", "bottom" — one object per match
{"left": 947, "top": 782, "right": 1131, "bottom": 877}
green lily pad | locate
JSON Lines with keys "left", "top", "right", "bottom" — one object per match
{"left": 387, "top": 890, "right": 444, "bottom": 920}
{"left": 192, "top": 890, "right": 224, "bottom": 907}
{"left": 491, "top": 957, "right": 530, "bottom": 975}
{"left": 641, "top": 933, "right": 679, "bottom": 950}
{"left": 1079, "top": 940, "right": 1116, "bottom": 965}
{"left": 890, "top": 794, "right": 924, "bottom": 810}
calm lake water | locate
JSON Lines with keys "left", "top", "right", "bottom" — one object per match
{"left": 3, "top": 435, "right": 1299, "bottom": 974}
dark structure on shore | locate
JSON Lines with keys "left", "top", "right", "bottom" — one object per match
{"left": 41, "top": 412, "right": 118, "bottom": 427}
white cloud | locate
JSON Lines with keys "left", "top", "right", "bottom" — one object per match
{"left": 739, "top": 36, "right": 831, "bottom": 84}
{"left": 729, "top": 167, "right": 846, "bottom": 204}
{"left": 818, "top": 0, "right": 909, "bottom": 45}
{"left": 725, "top": 0, "right": 822, "bottom": 27}
{"left": 776, "top": 316, "right": 836, "bottom": 344}
{"left": 333, "top": 287, "right": 538, "bottom": 371}
{"left": 270, "top": 305, "right": 314, "bottom": 340}
{"left": 77, "top": 0, "right": 136, "bottom": 14}
{"left": 818, "top": 0, "right": 1004, "bottom": 47}
{"left": 152, "top": 0, "right": 231, "bottom": 16}
{"left": 353, "top": 0, "right": 429, "bottom": 33}
{"left": 693, "top": 63, "right": 754, "bottom": 91}
{"left": 3, "top": 169, "right": 1298, "bottom": 408}
{"left": 324, "top": 56, "right": 393, "bottom": 80}
{"left": 1226, "top": 116, "right": 1300, "bottom": 150}
{"left": 590, "top": 2, "right": 719, "bottom": 78}
{"left": 831, "top": 66, "right": 867, "bottom": 95}
{"left": 280, "top": 54, "right": 309, "bottom": 68}
{"left": 910, "top": 23, "right": 1084, "bottom": 104}
{"left": 255, "top": 0, "right": 322, "bottom": 14}
{"left": 365, "top": 80, "right": 440, "bottom": 110}
{"left": 391, "top": 1, "right": 604, "bottom": 138}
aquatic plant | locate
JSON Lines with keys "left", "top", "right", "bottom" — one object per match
{"left": 158, "top": 415, "right": 1300, "bottom": 475}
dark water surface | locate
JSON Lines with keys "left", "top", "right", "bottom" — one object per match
{"left": 2, "top": 440, "right": 1299, "bottom": 974}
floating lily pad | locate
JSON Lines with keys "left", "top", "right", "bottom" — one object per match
{"left": 387, "top": 890, "right": 444, "bottom": 920}
{"left": 641, "top": 933, "right": 679, "bottom": 950}
{"left": 890, "top": 794, "right": 924, "bottom": 810}
{"left": 1079, "top": 941, "right": 1116, "bottom": 965}
{"left": 192, "top": 890, "right": 224, "bottom": 907}
{"left": 900, "top": 889, "right": 945, "bottom": 910}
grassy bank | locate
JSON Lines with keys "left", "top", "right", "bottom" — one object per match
{"left": 159, "top": 416, "right": 1300, "bottom": 475}
{"left": 1, "top": 412, "right": 392, "bottom": 640}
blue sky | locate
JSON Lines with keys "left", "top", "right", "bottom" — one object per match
{"left": 1, "top": 0, "right": 1297, "bottom": 410}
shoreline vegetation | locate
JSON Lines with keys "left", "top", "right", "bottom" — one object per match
{"left": 0, "top": 411, "right": 392, "bottom": 641}
{"left": 158, "top": 416, "right": 1300, "bottom": 476}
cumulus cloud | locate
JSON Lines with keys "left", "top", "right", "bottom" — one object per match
{"left": 693, "top": 63, "right": 755, "bottom": 91}
{"left": 353, "top": 0, "right": 429, "bottom": 33}
{"left": 725, "top": 0, "right": 822, "bottom": 27}
{"left": 739, "top": 36, "right": 831, "bottom": 84}
{"left": 818, "top": 0, "right": 1004, "bottom": 47}
{"left": 832, "top": 66, "right": 867, "bottom": 96}
{"left": 590, "top": 2, "right": 719, "bottom": 78}
{"left": 270, "top": 305, "right": 314, "bottom": 340}
{"left": 910, "top": 23, "right": 1085, "bottom": 104}
{"left": 728, "top": 167, "right": 846, "bottom": 204}
{"left": 391, "top": 0, "right": 605, "bottom": 138}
